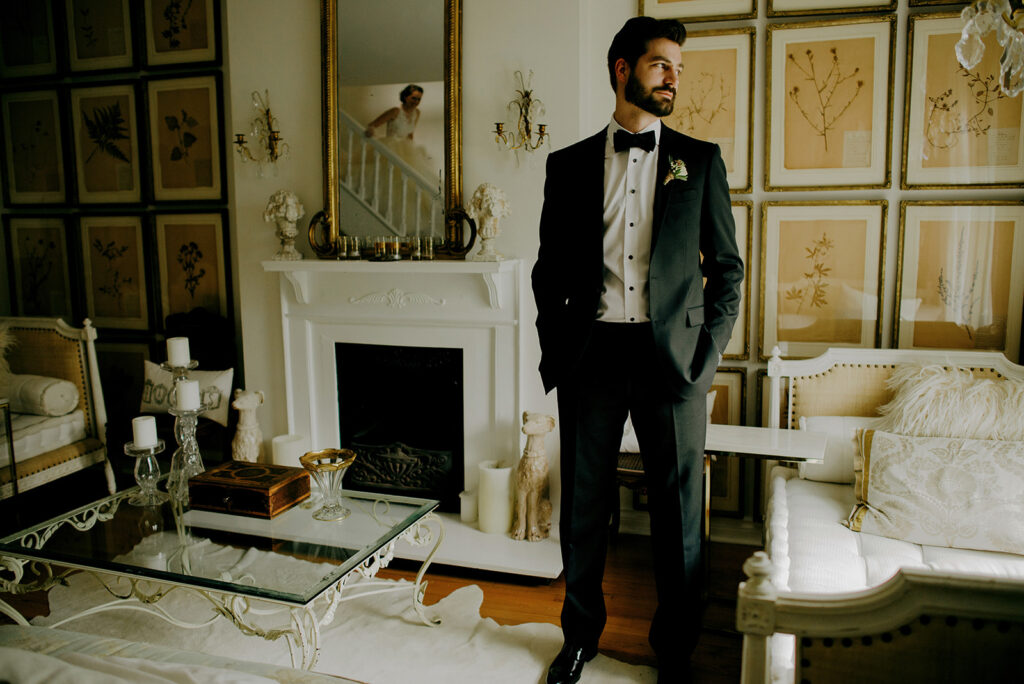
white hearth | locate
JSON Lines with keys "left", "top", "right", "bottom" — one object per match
{"left": 263, "top": 258, "right": 561, "bottom": 577}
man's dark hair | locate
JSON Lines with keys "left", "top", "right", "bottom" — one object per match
{"left": 606, "top": 17, "right": 686, "bottom": 91}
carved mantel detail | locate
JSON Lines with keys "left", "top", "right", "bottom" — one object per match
{"left": 348, "top": 288, "right": 446, "bottom": 309}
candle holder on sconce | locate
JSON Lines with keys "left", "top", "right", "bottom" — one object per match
{"left": 167, "top": 404, "right": 207, "bottom": 504}
{"left": 124, "top": 439, "right": 170, "bottom": 506}
{"left": 160, "top": 359, "right": 199, "bottom": 384}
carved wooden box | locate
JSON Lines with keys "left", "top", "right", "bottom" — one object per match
{"left": 188, "top": 461, "right": 310, "bottom": 518}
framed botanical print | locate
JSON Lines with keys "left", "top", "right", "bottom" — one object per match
{"left": 768, "top": 0, "right": 896, "bottom": 16}
{"left": 65, "top": 0, "right": 133, "bottom": 72}
{"left": 710, "top": 368, "right": 745, "bottom": 516}
{"left": 895, "top": 202, "right": 1024, "bottom": 362}
{"left": 766, "top": 17, "right": 895, "bottom": 191}
{"left": 1, "top": 90, "right": 66, "bottom": 204}
{"left": 724, "top": 201, "right": 752, "bottom": 359}
{"left": 638, "top": 0, "right": 755, "bottom": 22}
{"left": 80, "top": 215, "right": 148, "bottom": 329}
{"left": 760, "top": 201, "right": 887, "bottom": 359}
{"left": 147, "top": 75, "right": 222, "bottom": 201}
{"left": 0, "top": 1, "right": 57, "bottom": 78}
{"left": 665, "top": 27, "right": 753, "bottom": 193}
{"left": 144, "top": 0, "right": 217, "bottom": 66}
{"left": 903, "top": 13, "right": 1024, "bottom": 189}
{"left": 71, "top": 84, "right": 142, "bottom": 203}
{"left": 8, "top": 217, "right": 73, "bottom": 318}
{"left": 155, "top": 212, "right": 228, "bottom": 319}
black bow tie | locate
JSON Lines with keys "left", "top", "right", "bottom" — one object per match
{"left": 613, "top": 129, "right": 656, "bottom": 153}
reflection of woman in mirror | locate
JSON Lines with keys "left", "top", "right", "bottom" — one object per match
{"left": 363, "top": 84, "right": 437, "bottom": 184}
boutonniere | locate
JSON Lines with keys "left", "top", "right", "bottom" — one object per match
{"left": 664, "top": 156, "right": 688, "bottom": 185}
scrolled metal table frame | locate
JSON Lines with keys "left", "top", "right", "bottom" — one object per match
{"left": 0, "top": 489, "right": 445, "bottom": 670}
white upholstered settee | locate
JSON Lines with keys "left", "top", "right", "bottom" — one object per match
{"left": 0, "top": 318, "right": 115, "bottom": 499}
{"left": 737, "top": 347, "right": 1024, "bottom": 684}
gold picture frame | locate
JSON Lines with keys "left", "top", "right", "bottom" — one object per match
{"left": 902, "top": 13, "right": 1024, "bottom": 189}
{"left": 147, "top": 75, "right": 222, "bottom": 201}
{"left": 1, "top": 90, "right": 66, "bottom": 205}
{"left": 9, "top": 216, "right": 73, "bottom": 318}
{"left": 71, "top": 83, "right": 141, "bottom": 203}
{"left": 895, "top": 201, "right": 1024, "bottom": 363}
{"left": 638, "top": 0, "right": 755, "bottom": 22}
{"left": 760, "top": 200, "right": 887, "bottom": 359}
{"left": 143, "top": 0, "right": 217, "bottom": 66}
{"left": 155, "top": 212, "right": 228, "bottom": 320}
{"left": 665, "top": 27, "right": 754, "bottom": 194}
{"left": 65, "top": 0, "right": 133, "bottom": 72}
{"left": 766, "top": 16, "right": 895, "bottom": 191}
{"left": 724, "top": 201, "right": 752, "bottom": 360}
{"left": 768, "top": 0, "right": 896, "bottom": 17}
{"left": 80, "top": 215, "right": 148, "bottom": 329}
{"left": 710, "top": 367, "right": 746, "bottom": 516}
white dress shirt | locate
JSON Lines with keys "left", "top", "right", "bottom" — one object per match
{"left": 597, "top": 117, "right": 660, "bottom": 323}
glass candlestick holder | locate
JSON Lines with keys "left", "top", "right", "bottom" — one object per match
{"left": 167, "top": 404, "right": 207, "bottom": 504}
{"left": 160, "top": 359, "right": 199, "bottom": 384}
{"left": 124, "top": 440, "right": 170, "bottom": 506}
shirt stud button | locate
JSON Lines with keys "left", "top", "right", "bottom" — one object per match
{"left": 629, "top": 286, "right": 635, "bottom": 291}
{"left": 628, "top": 255, "right": 634, "bottom": 260}
{"left": 630, "top": 189, "right": 636, "bottom": 194}
{"left": 630, "top": 317, "right": 636, "bottom": 322}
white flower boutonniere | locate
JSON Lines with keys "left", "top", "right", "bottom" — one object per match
{"left": 664, "top": 157, "right": 688, "bottom": 185}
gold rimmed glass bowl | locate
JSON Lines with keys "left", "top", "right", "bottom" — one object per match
{"left": 300, "top": 448, "right": 357, "bottom": 521}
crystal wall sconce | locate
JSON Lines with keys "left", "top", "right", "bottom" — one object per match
{"left": 234, "top": 90, "right": 288, "bottom": 174}
{"left": 957, "top": 0, "right": 1024, "bottom": 97}
{"left": 492, "top": 70, "right": 550, "bottom": 153}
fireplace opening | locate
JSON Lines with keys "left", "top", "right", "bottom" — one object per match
{"left": 335, "top": 343, "right": 463, "bottom": 512}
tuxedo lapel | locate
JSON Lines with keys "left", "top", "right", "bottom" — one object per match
{"left": 652, "top": 127, "right": 675, "bottom": 253}
{"left": 580, "top": 128, "right": 609, "bottom": 248}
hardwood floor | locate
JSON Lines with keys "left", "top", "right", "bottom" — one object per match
{"left": 1, "top": 468, "right": 755, "bottom": 682}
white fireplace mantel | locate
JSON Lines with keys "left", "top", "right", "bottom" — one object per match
{"left": 262, "top": 259, "right": 520, "bottom": 309}
{"left": 262, "top": 257, "right": 561, "bottom": 577}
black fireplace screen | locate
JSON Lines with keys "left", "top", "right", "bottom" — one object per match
{"left": 335, "top": 343, "right": 463, "bottom": 511}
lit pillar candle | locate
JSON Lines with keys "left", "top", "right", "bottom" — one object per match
{"left": 167, "top": 337, "right": 191, "bottom": 367}
{"left": 176, "top": 379, "right": 200, "bottom": 410}
{"left": 132, "top": 416, "right": 158, "bottom": 448}
{"left": 477, "top": 460, "right": 513, "bottom": 534}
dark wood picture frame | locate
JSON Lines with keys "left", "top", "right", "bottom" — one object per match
{"left": 8, "top": 216, "right": 73, "bottom": 318}
{"left": 0, "top": 1, "right": 58, "bottom": 79}
{"left": 143, "top": 0, "right": 218, "bottom": 67}
{"left": 80, "top": 214, "right": 149, "bottom": 329}
{"left": 147, "top": 74, "right": 223, "bottom": 201}
{"left": 1, "top": 89, "right": 67, "bottom": 205}
{"left": 65, "top": 0, "right": 134, "bottom": 72}
{"left": 71, "top": 82, "right": 142, "bottom": 203}
{"left": 155, "top": 211, "right": 228, "bottom": 319}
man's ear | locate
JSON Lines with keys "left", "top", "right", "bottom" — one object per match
{"left": 614, "top": 58, "right": 630, "bottom": 88}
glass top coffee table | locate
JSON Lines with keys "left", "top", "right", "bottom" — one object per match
{"left": 0, "top": 482, "right": 443, "bottom": 669}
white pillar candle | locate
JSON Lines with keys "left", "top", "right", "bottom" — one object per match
{"left": 176, "top": 379, "right": 200, "bottom": 410}
{"left": 132, "top": 416, "right": 158, "bottom": 448}
{"left": 459, "top": 490, "right": 478, "bottom": 523}
{"left": 271, "top": 434, "right": 306, "bottom": 468}
{"left": 477, "top": 460, "right": 513, "bottom": 534}
{"left": 166, "top": 337, "right": 190, "bottom": 367}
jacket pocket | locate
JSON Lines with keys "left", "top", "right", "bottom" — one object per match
{"left": 686, "top": 305, "right": 704, "bottom": 327}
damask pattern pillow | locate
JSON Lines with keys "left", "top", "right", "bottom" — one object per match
{"left": 140, "top": 361, "right": 234, "bottom": 427}
{"left": 846, "top": 429, "right": 1024, "bottom": 555}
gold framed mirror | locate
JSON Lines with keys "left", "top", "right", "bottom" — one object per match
{"left": 312, "top": 0, "right": 475, "bottom": 259}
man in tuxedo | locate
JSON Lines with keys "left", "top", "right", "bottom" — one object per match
{"left": 532, "top": 16, "right": 743, "bottom": 684}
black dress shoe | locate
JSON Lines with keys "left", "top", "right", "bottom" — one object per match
{"left": 546, "top": 643, "right": 596, "bottom": 684}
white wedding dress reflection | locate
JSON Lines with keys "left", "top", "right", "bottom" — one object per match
{"left": 379, "top": 107, "right": 439, "bottom": 187}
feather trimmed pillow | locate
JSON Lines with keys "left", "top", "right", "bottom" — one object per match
{"left": 876, "top": 364, "right": 1024, "bottom": 441}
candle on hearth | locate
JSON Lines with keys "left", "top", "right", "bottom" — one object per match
{"left": 176, "top": 379, "right": 200, "bottom": 410}
{"left": 477, "top": 460, "right": 512, "bottom": 534}
{"left": 166, "top": 337, "right": 191, "bottom": 367}
{"left": 272, "top": 434, "right": 306, "bottom": 468}
{"left": 132, "top": 416, "right": 158, "bottom": 448}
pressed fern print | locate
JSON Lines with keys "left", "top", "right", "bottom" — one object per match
{"left": 83, "top": 103, "right": 130, "bottom": 164}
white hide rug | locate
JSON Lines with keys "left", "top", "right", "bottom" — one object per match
{"left": 34, "top": 572, "right": 656, "bottom": 684}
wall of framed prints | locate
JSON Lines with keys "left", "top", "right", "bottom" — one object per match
{"left": 0, "top": 0, "right": 232, "bottom": 425}
{"left": 637, "top": 0, "right": 1023, "bottom": 517}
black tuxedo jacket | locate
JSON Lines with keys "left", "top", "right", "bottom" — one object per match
{"left": 532, "top": 124, "right": 744, "bottom": 399}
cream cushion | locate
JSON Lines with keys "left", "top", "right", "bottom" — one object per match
{"left": 2, "top": 374, "right": 79, "bottom": 416}
{"left": 797, "top": 415, "right": 882, "bottom": 484}
{"left": 847, "top": 429, "right": 1024, "bottom": 555}
{"left": 140, "top": 361, "right": 233, "bottom": 427}
{"left": 0, "top": 325, "right": 13, "bottom": 383}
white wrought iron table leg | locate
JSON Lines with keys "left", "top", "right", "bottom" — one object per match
{"left": 405, "top": 512, "right": 445, "bottom": 627}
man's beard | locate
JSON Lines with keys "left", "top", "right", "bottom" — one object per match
{"left": 625, "top": 71, "right": 675, "bottom": 117}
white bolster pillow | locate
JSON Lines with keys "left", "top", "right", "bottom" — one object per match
{"left": 2, "top": 374, "right": 80, "bottom": 416}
